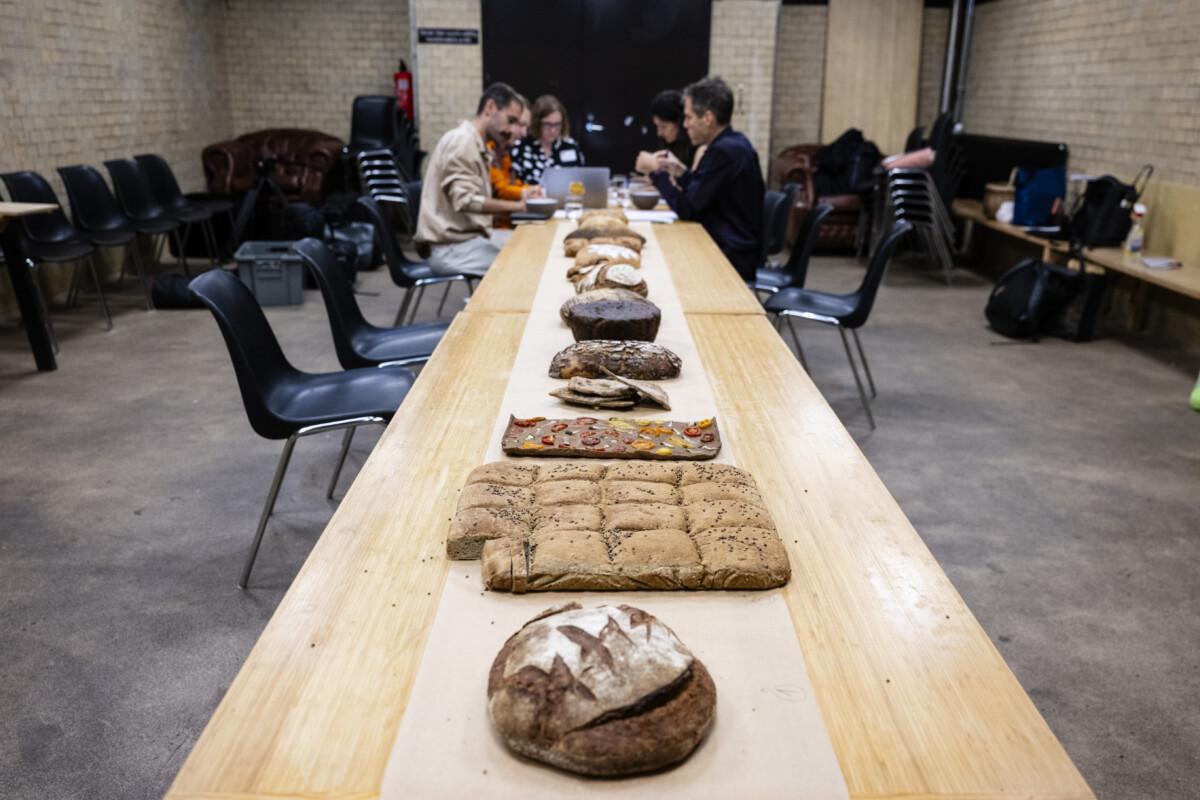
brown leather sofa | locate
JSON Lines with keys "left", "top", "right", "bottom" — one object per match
{"left": 773, "top": 144, "right": 863, "bottom": 250}
{"left": 202, "top": 129, "right": 345, "bottom": 205}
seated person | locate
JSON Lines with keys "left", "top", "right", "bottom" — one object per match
{"left": 648, "top": 76, "right": 764, "bottom": 281}
{"left": 488, "top": 102, "right": 542, "bottom": 228}
{"left": 509, "top": 95, "right": 586, "bottom": 184}
{"left": 416, "top": 83, "right": 529, "bottom": 276}
{"left": 635, "top": 89, "right": 693, "bottom": 175}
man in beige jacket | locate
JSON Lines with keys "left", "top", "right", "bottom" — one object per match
{"left": 416, "top": 83, "right": 536, "bottom": 276}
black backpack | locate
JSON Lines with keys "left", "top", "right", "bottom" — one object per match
{"left": 985, "top": 258, "right": 1082, "bottom": 341}
{"left": 1070, "top": 165, "right": 1152, "bottom": 248}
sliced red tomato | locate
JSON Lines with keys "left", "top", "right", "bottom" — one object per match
{"left": 575, "top": 416, "right": 597, "bottom": 425}
{"left": 683, "top": 426, "right": 702, "bottom": 438}
{"left": 550, "top": 422, "right": 569, "bottom": 432}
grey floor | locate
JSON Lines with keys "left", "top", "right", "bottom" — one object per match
{"left": 1, "top": 252, "right": 1197, "bottom": 799}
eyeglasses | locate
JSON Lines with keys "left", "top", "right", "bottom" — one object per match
{"left": 542, "top": 121, "right": 563, "bottom": 130}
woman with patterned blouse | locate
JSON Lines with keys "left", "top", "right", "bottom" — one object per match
{"left": 509, "top": 94, "right": 586, "bottom": 185}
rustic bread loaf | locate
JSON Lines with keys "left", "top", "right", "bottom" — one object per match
{"left": 565, "top": 296, "right": 661, "bottom": 342}
{"left": 578, "top": 216, "right": 629, "bottom": 234}
{"left": 487, "top": 603, "right": 716, "bottom": 776}
{"left": 580, "top": 208, "right": 629, "bottom": 224}
{"left": 563, "top": 227, "right": 645, "bottom": 256}
{"left": 559, "top": 287, "right": 646, "bottom": 320}
{"left": 575, "top": 263, "right": 648, "bottom": 296}
{"left": 549, "top": 340, "right": 681, "bottom": 380}
{"left": 574, "top": 243, "right": 641, "bottom": 269}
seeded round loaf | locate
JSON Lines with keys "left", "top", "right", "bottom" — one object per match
{"left": 487, "top": 603, "right": 716, "bottom": 776}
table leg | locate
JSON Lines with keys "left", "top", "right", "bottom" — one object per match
{"left": 0, "top": 220, "right": 58, "bottom": 371}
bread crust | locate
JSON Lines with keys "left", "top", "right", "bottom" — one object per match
{"left": 487, "top": 604, "right": 716, "bottom": 776}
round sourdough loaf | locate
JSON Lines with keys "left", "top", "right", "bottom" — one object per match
{"left": 487, "top": 603, "right": 716, "bottom": 776}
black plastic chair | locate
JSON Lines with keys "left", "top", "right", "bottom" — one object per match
{"left": 761, "top": 182, "right": 800, "bottom": 267}
{"left": 357, "top": 195, "right": 476, "bottom": 325}
{"left": 764, "top": 219, "right": 912, "bottom": 430}
{"left": 58, "top": 164, "right": 154, "bottom": 310}
{"left": 349, "top": 95, "right": 401, "bottom": 153}
{"left": 103, "top": 158, "right": 188, "bottom": 274}
{"left": 189, "top": 269, "right": 417, "bottom": 588}
{"left": 750, "top": 202, "right": 835, "bottom": 295}
{"left": 294, "top": 238, "right": 450, "bottom": 370}
{"left": 134, "top": 154, "right": 222, "bottom": 264}
{"left": 1, "top": 170, "right": 111, "bottom": 340}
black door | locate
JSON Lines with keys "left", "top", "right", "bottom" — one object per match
{"left": 482, "top": 0, "right": 711, "bottom": 173}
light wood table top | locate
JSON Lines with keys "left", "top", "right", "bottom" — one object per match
{"left": 953, "top": 198, "right": 1200, "bottom": 302}
{"left": 168, "top": 222, "right": 1092, "bottom": 799}
{"left": 0, "top": 201, "right": 57, "bottom": 219}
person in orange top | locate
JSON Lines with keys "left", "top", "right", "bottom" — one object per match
{"left": 489, "top": 103, "right": 541, "bottom": 227}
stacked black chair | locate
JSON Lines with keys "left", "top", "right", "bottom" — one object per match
{"left": 188, "top": 269, "right": 416, "bottom": 588}
{"left": 749, "top": 202, "right": 834, "bottom": 295}
{"left": 134, "top": 154, "right": 223, "bottom": 263}
{"left": 103, "top": 158, "right": 187, "bottom": 274}
{"left": 760, "top": 182, "right": 800, "bottom": 269}
{"left": 1, "top": 170, "right": 111, "bottom": 342}
{"left": 294, "top": 237, "right": 450, "bottom": 371}
{"left": 764, "top": 220, "right": 912, "bottom": 430}
{"left": 58, "top": 164, "right": 154, "bottom": 310}
{"left": 357, "top": 195, "right": 476, "bottom": 325}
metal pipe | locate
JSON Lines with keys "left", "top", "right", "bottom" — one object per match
{"left": 953, "top": 0, "right": 978, "bottom": 123}
{"left": 940, "top": 0, "right": 963, "bottom": 115}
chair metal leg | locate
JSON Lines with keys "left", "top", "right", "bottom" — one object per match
{"left": 394, "top": 286, "right": 413, "bottom": 327}
{"left": 202, "top": 219, "right": 220, "bottom": 265}
{"left": 327, "top": 426, "right": 356, "bottom": 499}
{"left": 838, "top": 326, "right": 875, "bottom": 430}
{"left": 436, "top": 281, "right": 452, "bottom": 317}
{"left": 173, "top": 229, "right": 191, "bottom": 276}
{"left": 850, "top": 328, "right": 876, "bottom": 398}
{"left": 86, "top": 255, "right": 113, "bottom": 331}
{"left": 408, "top": 284, "right": 426, "bottom": 325}
{"left": 128, "top": 241, "right": 153, "bottom": 310}
{"left": 239, "top": 433, "right": 299, "bottom": 590}
{"left": 784, "top": 314, "right": 809, "bottom": 373}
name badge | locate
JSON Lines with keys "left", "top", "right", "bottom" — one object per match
{"left": 558, "top": 149, "right": 578, "bottom": 164}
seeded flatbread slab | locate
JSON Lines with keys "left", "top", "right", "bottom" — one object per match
{"left": 501, "top": 415, "right": 720, "bottom": 459}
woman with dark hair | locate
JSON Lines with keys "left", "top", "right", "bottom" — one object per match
{"left": 636, "top": 89, "right": 695, "bottom": 175}
{"left": 509, "top": 94, "right": 586, "bottom": 184}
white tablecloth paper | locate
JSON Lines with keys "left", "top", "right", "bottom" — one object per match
{"left": 381, "top": 222, "right": 849, "bottom": 799}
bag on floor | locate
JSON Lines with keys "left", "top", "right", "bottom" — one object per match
{"left": 151, "top": 273, "right": 205, "bottom": 309}
{"left": 985, "top": 258, "right": 1081, "bottom": 341}
{"left": 1069, "top": 165, "right": 1152, "bottom": 248}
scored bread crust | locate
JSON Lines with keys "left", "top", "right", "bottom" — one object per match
{"left": 487, "top": 603, "right": 716, "bottom": 776}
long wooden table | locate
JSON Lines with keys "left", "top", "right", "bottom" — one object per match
{"left": 1, "top": 201, "right": 61, "bottom": 371}
{"left": 168, "top": 222, "right": 1092, "bottom": 799}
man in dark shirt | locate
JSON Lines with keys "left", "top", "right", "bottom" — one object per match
{"left": 650, "top": 76, "right": 765, "bottom": 281}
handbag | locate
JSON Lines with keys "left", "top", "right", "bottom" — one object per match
{"left": 1070, "top": 165, "right": 1152, "bottom": 248}
{"left": 1011, "top": 165, "right": 1065, "bottom": 227}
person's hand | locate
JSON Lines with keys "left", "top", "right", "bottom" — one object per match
{"left": 656, "top": 149, "right": 687, "bottom": 178}
{"left": 521, "top": 185, "right": 544, "bottom": 200}
{"left": 635, "top": 150, "right": 659, "bottom": 175}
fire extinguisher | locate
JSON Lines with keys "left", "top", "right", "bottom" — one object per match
{"left": 394, "top": 60, "right": 413, "bottom": 121}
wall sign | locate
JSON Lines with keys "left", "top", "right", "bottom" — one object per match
{"left": 418, "top": 27, "right": 480, "bottom": 45}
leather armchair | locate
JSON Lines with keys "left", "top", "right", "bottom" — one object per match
{"left": 773, "top": 144, "right": 863, "bottom": 250}
{"left": 202, "top": 129, "right": 345, "bottom": 205}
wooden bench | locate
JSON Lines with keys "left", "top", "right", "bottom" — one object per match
{"left": 952, "top": 198, "right": 1200, "bottom": 302}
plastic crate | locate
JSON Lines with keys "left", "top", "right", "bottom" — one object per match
{"left": 234, "top": 241, "right": 305, "bottom": 306}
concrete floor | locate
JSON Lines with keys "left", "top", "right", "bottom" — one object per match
{"left": 0, "top": 252, "right": 1197, "bottom": 799}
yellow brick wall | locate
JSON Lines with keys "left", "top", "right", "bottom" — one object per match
{"left": 964, "top": 0, "right": 1200, "bottom": 187}
{"left": 411, "top": 0, "right": 482, "bottom": 149}
{"left": 223, "top": 0, "right": 412, "bottom": 142}
{"left": 917, "top": 6, "right": 949, "bottom": 130}
{"left": 771, "top": 3, "right": 827, "bottom": 163}
{"left": 710, "top": 0, "right": 781, "bottom": 176}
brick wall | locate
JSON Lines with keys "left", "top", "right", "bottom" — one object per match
{"left": 0, "top": 0, "right": 230, "bottom": 195}
{"left": 0, "top": 0, "right": 232, "bottom": 312}
{"left": 710, "top": 0, "right": 781, "bottom": 175}
{"left": 917, "top": 6, "right": 949, "bottom": 129}
{"left": 964, "top": 0, "right": 1200, "bottom": 187}
{"left": 771, "top": 3, "right": 827, "bottom": 165}
{"left": 222, "top": 0, "right": 411, "bottom": 142}
{"left": 411, "top": 0, "right": 482, "bottom": 150}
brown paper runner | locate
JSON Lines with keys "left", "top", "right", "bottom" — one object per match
{"left": 381, "top": 222, "right": 849, "bottom": 798}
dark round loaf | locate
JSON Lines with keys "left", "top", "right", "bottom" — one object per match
{"left": 566, "top": 298, "right": 661, "bottom": 342}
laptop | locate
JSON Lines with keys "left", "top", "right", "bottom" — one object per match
{"left": 541, "top": 167, "right": 611, "bottom": 209}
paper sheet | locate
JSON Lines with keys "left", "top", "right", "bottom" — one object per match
{"left": 381, "top": 565, "right": 850, "bottom": 799}
{"left": 381, "top": 222, "right": 849, "bottom": 798}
